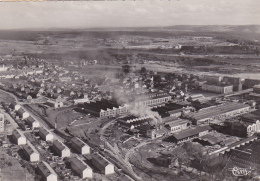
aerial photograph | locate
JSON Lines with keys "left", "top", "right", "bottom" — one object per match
{"left": 0, "top": 0, "right": 260, "bottom": 180}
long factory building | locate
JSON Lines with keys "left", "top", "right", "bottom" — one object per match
{"left": 76, "top": 92, "right": 171, "bottom": 117}
{"left": 185, "top": 102, "right": 252, "bottom": 125}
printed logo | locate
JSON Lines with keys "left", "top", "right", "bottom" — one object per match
{"left": 228, "top": 166, "right": 253, "bottom": 177}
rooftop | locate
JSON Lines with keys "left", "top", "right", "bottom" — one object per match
{"left": 166, "top": 119, "right": 190, "bottom": 127}
{"left": 172, "top": 125, "right": 212, "bottom": 141}
{"left": 38, "top": 161, "right": 57, "bottom": 177}
{"left": 92, "top": 153, "right": 112, "bottom": 168}
{"left": 70, "top": 157, "right": 92, "bottom": 172}
{"left": 71, "top": 137, "right": 90, "bottom": 149}
{"left": 53, "top": 140, "right": 68, "bottom": 151}
{"left": 39, "top": 127, "right": 51, "bottom": 136}
{"left": 24, "top": 141, "right": 39, "bottom": 155}
{"left": 186, "top": 102, "right": 250, "bottom": 121}
{"left": 13, "top": 129, "right": 25, "bottom": 139}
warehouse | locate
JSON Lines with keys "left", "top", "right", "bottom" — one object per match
{"left": 70, "top": 157, "right": 93, "bottom": 179}
{"left": 12, "top": 129, "right": 26, "bottom": 145}
{"left": 70, "top": 137, "right": 90, "bottom": 155}
{"left": 52, "top": 140, "right": 70, "bottom": 158}
{"left": 92, "top": 153, "right": 115, "bottom": 175}
{"left": 244, "top": 79, "right": 260, "bottom": 88}
{"left": 39, "top": 127, "right": 54, "bottom": 142}
{"left": 23, "top": 141, "right": 40, "bottom": 162}
{"left": 38, "top": 161, "right": 58, "bottom": 181}
{"left": 201, "top": 83, "right": 233, "bottom": 94}
{"left": 165, "top": 119, "right": 190, "bottom": 133}
{"left": 26, "top": 116, "right": 40, "bottom": 129}
{"left": 170, "top": 125, "right": 213, "bottom": 144}
{"left": 185, "top": 102, "right": 251, "bottom": 125}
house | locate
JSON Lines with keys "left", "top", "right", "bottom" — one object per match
{"left": 92, "top": 153, "right": 115, "bottom": 175}
{"left": 23, "top": 141, "right": 40, "bottom": 162}
{"left": 26, "top": 116, "right": 40, "bottom": 129}
{"left": 39, "top": 127, "right": 54, "bottom": 141}
{"left": 165, "top": 119, "right": 190, "bottom": 133}
{"left": 170, "top": 125, "right": 213, "bottom": 144}
{"left": 16, "top": 107, "right": 30, "bottom": 119}
{"left": 12, "top": 129, "right": 26, "bottom": 145}
{"left": 70, "top": 157, "right": 93, "bottom": 179}
{"left": 70, "top": 137, "right": 90, "bottom": 155}
{"left": 38, "top": 161, "right": 58, "bottom": 181}
{"left": 46, "top": 97, "right": 64, "bottom": 108}
{"left": 52, "top": 140, "right": 70, "bottom": 158}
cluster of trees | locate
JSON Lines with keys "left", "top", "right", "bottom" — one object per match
{"left": 173, "top": 142, "right": 228, "bottom": 179}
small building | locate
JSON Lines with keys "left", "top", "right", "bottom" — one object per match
{"left": 52, "top": 140, "right": 70, "bottom": 158}
{"left": 39, "top": 127, "right": 54, "bottom": 141}
{"left": 26, "top": 116, "right": 40, "bottom": 129}
{"left": 17, "top": 107, "right": 30, "bottom": 119}
{"left": 12, "top": 129, "right": 26, "bottom": 145}
{"left": 92, "top": 153, "right": 115, "bottom": 175}
{"left": 70, "top": 157, "right": 93, "bottom": 179}
{"left": 38, "top": 161, "right": 58, "bottom": 181}
{"left": 165, "top": 119, "right": 190, "bottom": 133}
{"left": 70, "top": 137, "right": 90, "bottom": 155}
{"left": 14, "top": 104, "right": 21, "bottom": 111}
{"left": 23, "top": 142, "right": 40, "bottom": 162}
{"left": 46, "top": 97, "right": 64, "bottom": 108}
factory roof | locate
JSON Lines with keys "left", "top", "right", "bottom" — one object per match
{"left": 172, "top": 125, "right": 212, "bottom": 141}
{"left": 186, "top": 102, "right": 250, "bottom": 121}
{"left": 92, "top": 153, "right": 113, "bottom": 168}
{"left": 38, "top": 161, "right": 57, "bottom": 177}
{"left": 166, "top": 119, "right": 190, "bottom": 127}
{"left": 70, "top": 157, "right": 92, "bottom": 172}
{"left": 197, "top": 132, "right": 226, "bottom": 145}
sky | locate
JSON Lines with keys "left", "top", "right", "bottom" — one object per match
{"left": 0, "top": 0, "right": 259, "bottom": 29}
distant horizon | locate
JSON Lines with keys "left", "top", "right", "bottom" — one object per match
{"left": 0, "top": 1, "right": 259, "bottom": 30}
{"left": 1, "top": 24, "right": 260, "bottom": 31}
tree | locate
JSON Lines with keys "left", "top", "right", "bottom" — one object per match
{"left": 122, "top": 64, "right": 131, "bottom": 74}
{"left": 140, "top": 67, "right": 147, "bottom": 75}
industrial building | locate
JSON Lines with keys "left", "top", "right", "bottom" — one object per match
{"left": 12, "top": 129, "right": 26, "bottom": 145}
{"left": 70, "top": 157, "right": 93, "bottom": 179}
{"left": 39, "top": 127, "right": 54, "bottom": 142}
{"left": 26, "top": 116, "right": 40, "bottom": 129}
{"left": 75, "top": 99, "right": 128, "bottom": 118}
{"left": 201, "top": 83, "right": 233, "bottom": 94}
{"left": 37, "top": 161, "right": 58, "bottom": 181}
{"left": 223, "top": 76, "right": 242, "bottom": 91}
{"left": 199, "top": 74, "right": 223, "bottom": 84}
{"left": 244, "top": 78, "right": 260, "bottom": 88}
{"left": 52, "top": 140, "right": 70, "bottom": 158}
{"left": 185, "top": 102, "right": 251, "bottom": 125}
{"left": 170, "top": 125, "right": 213, "bottom": 144}
{"left": 152, "top": 103, "right": 194, "bottom": 118}
{"left": 249, "top": 84, "right": 260, "bottom": 104}
{"left": 118, "top": 115, "right": 154, "bottom": 129}
{"left": 76, "top": 92, "right": 171, "bottom": 117}
{"left": 70, "top": 137, "right": 90, "bottom": 155}
{"left": 23, "top": 141, "right": 40, "bottom": 162}
{"left": 165, "top": 119, "right": 190, "bottom": 133}
{"left": 92, "top": 153, "right": 115, "bottom": 175}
